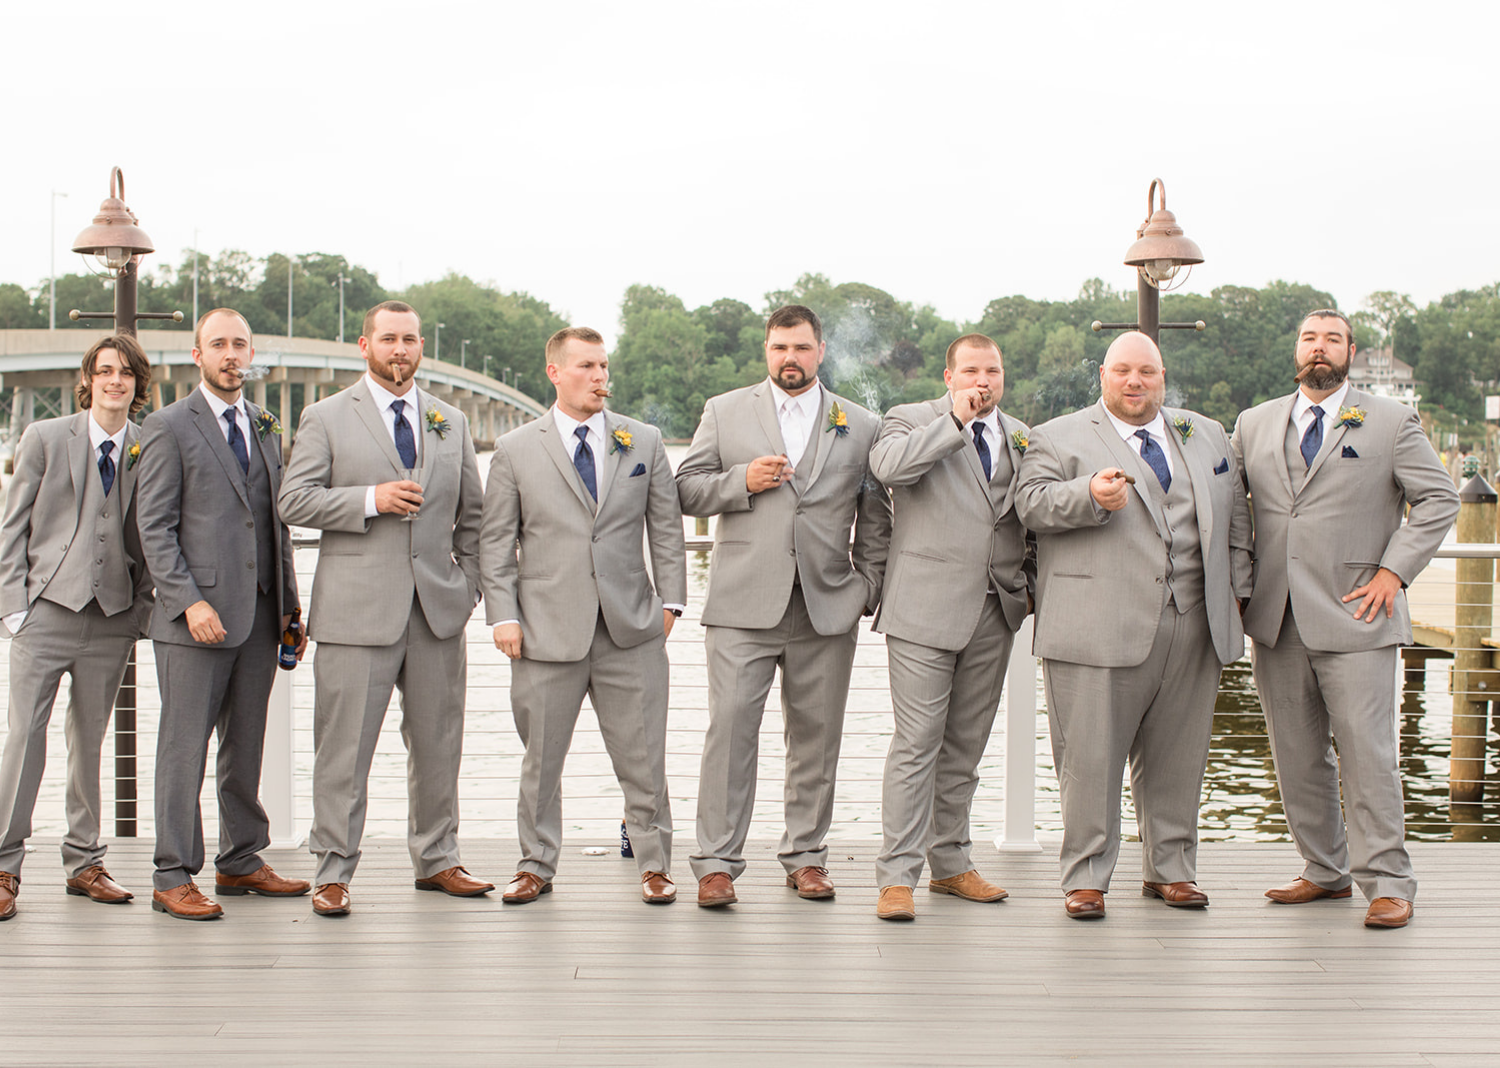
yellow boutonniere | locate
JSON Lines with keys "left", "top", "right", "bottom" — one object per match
{"left": 1010, "top": 429, "right": 1029, "bottom": 455}
{"left": 825, "top": 401, "right": 849, "bottom": 437}
{"left": 1172, "top": 416, "right": 1194, "bottom": 444}
{"left": 425, "top": 407, "right": 451, "bottom": 439}
{"left": 1335, "top": 406, "right": 1365, "bottom": 429}
{"left": 126, "top": 442, "right": 142, "bottom": 470}
{"left": 254, "top": 410, "right": 283, "bottom": 439}
{"left": 611, "top": 427, "right": 633, "bottom": 454}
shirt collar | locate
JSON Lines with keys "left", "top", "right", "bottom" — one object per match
{"left": 199, "top": 382, "right": 245, "bottom": 422}
{"left": 769, "top": 379, "right": 822, "bottom": 418}
{"left": 87, "top": 412, "right": 127, "bottom": 453}
{"left": 552, "top": 405, "right": 606, "bottom": 442}
{"left": 1103, "top": 403, "right": 1167, "bottom": 444}
{"left": 365, "top": 372, "right": 420, "bottom": 414}
{"left": 1295, "top": 381, "right": 1350, "bottom": 422}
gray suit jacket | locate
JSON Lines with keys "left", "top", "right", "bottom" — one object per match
{"left": 1016, "top": 401, "right": 1251, "bottom": 668}
{"left": 676, "top": 380, "right": 892, "bottom": 635}
{"left": 479, "top": 411, "right": 687, "bottom": 662}
{"left": 136, "top": 390, "right": 298, "bottom": 648}
{"left": 871, "top": 396, "right": 1034, "bottom": 648}
{"left": 1231, "top": 387, "right": 1459, "bottom": 652}
{"left": 0, "top": 412, "right": 151, "bottom": 627}
{"left": 277, "top": 379, "right": 483, "bottom": 645}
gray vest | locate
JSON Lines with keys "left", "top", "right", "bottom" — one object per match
{"left": 232, "top": 426, "right": 278, "bottom": 595}
{"left": 45, "top": 453, "right": 133, "bottom": 615}
{"left": 1284, "top": 411, "right": 1324, "bottom": 489}
{"left": 1139, "top": 433, "right": 1205, "bottom": 614}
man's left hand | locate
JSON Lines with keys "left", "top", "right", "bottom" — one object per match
{"left": 1343, "top": 567, "right": 1403, "bottom": 622}
{"left": 281, "top": 614, "right": 309, "bottom": 661}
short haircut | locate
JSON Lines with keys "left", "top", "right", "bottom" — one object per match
{"left": 77, "top": 334, "right": 152, "bottom": 415}
{"left": 545, "top": 326, "right": 606, "bottom": 365}
{"left": 765, "top": 304, "right": 822, "bottom": 344}
{"left": 945, "top": 332, "right": 1002, "bottom": 371}
{"left": 362, "top": 300, "right": 420, "bottom": 340}
{"left": 193, "top": 307, "right": 253, "bottom": 352}
{"left": 1301, "top": 308, "right": 1354, "bottom": 346}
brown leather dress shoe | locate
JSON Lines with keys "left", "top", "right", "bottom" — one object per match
{"left": 697, "top": 872, "right": 737, "bottom": 907}
{"left": 641, "top": 872, "right": 676, "bottom": 904}
{"left": 65, "top": 865, "right": 133, "bottom": 903}
{"left": 312, "top": 883, "right": 351, "bottom": 916}
{"left": 1143, "top": 881, "right": 1209, "bottom": 908}
{"left": 1265, "top": 877, "right": 1353, "bottom": 904}
{"left": 501, "top": 871, "right": 551, "bottom": 903}
{"left": 1064, "top": 889, "right": 1106, "bottom": 919}
{"left": 876, "top": 885, "right": 916, "bottom": 921}
{"left": 415, "top": 865, "right": 495, "bottom": 897}
{"left": 0, "top": 871, "right": 17, "bottom": 920}
{"left": 216, "top": 864, "right": 311, "bottom": 897}
{"left": 786, "top": 865, "right": 835, "bottom": 899}
{"left": 152, "top": 881, "right": 224, "bottom": 920}
{"left": 929, "top": 870, "right": 1008, "bottom": 902}
{"left": 1364, "top": 897, "right": 1414, "bottom": 929}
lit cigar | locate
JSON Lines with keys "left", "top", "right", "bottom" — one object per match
{"left": 593, "top": 388, "right": 612, "bottom": 398}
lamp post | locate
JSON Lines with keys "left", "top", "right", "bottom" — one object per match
{"left": 49, "top": 190, "right": 68, "bottom": 330}
{"left": 68, "top": 166, "right": 182, "bottom": 839}
{"left": 335, "top": 272, "right": 350, "bottom": 343}
{"left": 1090, "top": 178, "right": 1206, "bottom": 347}
{"left": 460, "top": 338, "right": 470, "bottom": 370}
{"left": 434, "top": 321, "right": 445, "bottom": 362}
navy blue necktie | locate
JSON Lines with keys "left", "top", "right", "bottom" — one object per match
{"left": 98, "top": 440, "right": 116, "bottom": 497}
{"left": 573, "top": 425, "right": 597, "bottom": 501}
{"left": 1301, "top": 404, "right": 1324, "bottom": 468}
{"left": 224, "top": 409, "right": 250, "bottom": 474}
{"left": 972, "top": 423, "right": 992, "bottom": 481}
{"left": 1135, "top": 429, "right": 1171, "bottom": 491}
{"left": 392, "top": 399, "right": 418, "bottom": 469}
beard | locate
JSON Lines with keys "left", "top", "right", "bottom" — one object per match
{"left": 774, "top": 365, "right": 812, "bottom": 392}
{"left": 1297, "top": 354, "right": 1350, "bottom": 391}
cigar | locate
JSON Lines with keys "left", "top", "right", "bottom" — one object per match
{"left": 1113, "top": 471, "right": 1136, "bottom": 485}
{"left": 594, "top": 388, "right": 612, "bottom": 398}
{"left": 393, "top": 364, "right": 405, "bottom": 386}
{"left": 1293, "top": 366, "right": 1310, "bottom": 384}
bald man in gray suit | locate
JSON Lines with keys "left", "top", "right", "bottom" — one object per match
{"left": 869, "top": 333, "right": 1033, "bottom": 921}
{"left": 678, "top": 304, "right": 891, "bottom": 907}
{"left": 0, "top": 336, "right": 153, "bottom": 919}
{"left": 1232, "top": 309, "right": 1458, "bottom": 929}
{"left": 1017, "top": 332, "right": 1251, "bottom": 920}
{"left": 482, "top": 327, "right": 686, "bottom": 905}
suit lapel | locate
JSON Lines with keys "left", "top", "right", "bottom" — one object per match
{"left": 245, "top": 400, "right": 280, "bottom": 486}
{"left": 1303, "top": 390, "right": 1359, "bottom": 488}
{"left": 1270, "top": 393, "right": 1298, "bottom": 500}
{"left": 1168, "top": 409, "right": 1214, "bottom": 541}
{"left": 352, "top": 381, "right": 409, "bottom": 477}
{"left": 752, "top": 381, "right": 788, "bottom": 458}
{"left": 187, "top": 391, "right": 251, "bottom": 510}
{"left": 597, "top": 415, "right": 624, "bottom": 513}
{"left": 66, "top": 411, "right": 92, "bottom": 523}
{"left": 800, "top": 388, "right": 838, "bottom": 491}
{"left": 1091, "top": 402, "right": 1167, "bottom": 539}
{"left": 539, "top": 417, "right": 597, "bottom": 515}
{"left": 119, "top": 421, "right": 140, "bottom": 512}
{"left": 993, "top": 410, "right": 1023, "bottom": 515}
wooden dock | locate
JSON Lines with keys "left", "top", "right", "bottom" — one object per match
{"left": 2, "top": 838, "right": 1498, "bottom": 1066}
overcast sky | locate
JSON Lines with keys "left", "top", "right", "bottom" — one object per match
{"left": 5, "top": 1, "right": 1494, "bottom": 347}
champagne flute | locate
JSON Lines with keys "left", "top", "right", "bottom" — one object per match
{"left": 402, "top": 467, "right": 423, "bottom": 522}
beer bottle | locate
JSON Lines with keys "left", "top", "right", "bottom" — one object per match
{"left": 278, "top": 608, "right": 303, "bottom": 671}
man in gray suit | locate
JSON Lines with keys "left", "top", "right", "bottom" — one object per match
{"left": 481, "top": 327, "right": 686, "bottom": 905}
{"left": 1232, "top": 309, "right": 1458, "bottom": 929}
{"left": 136, "top": 308, "right": 310, "bottom": 920}
{"left": 678, "top": 304, "right": 891, "bottom": 907}
{"left": 869, "top": 333, "right": 1033, "bottom": 921}
{"left": 0, "top": 336, "right": 153, "bottom": 919}
{"left": 279, "top": 300, "right": 490, "bottom": 917}
{"left": 1017, "top": 331, "right": 1251, "bottom": 920}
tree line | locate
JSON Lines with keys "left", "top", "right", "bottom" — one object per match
{"left": 3, "top": 253, "right": 1497, "bottom": 443}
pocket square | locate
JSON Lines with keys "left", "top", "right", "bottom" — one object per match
{"left": 630, "top": 463, "right": 647, "bottom": 477}
{"left": 1213, "top": 458, "right": 1229, "bottom": 475}
{"left": 1342, "top": 445, "right": 1359, "bottom": 459}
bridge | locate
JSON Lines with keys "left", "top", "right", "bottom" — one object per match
{"left": 0, "top": 328, "right": 547, "bottom": 448}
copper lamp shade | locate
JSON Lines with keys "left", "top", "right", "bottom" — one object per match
{"left": 71, "top": 166, "right": 154, "bottom": 271}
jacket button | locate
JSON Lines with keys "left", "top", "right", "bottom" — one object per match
{"left": 247, "top": 561, "right": 256, "bottom": 569}
{"left": 246, "top": 520, "right": 254, "bottom": 528}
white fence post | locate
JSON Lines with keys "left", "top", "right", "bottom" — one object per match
{"left": 263, "top": 667, "right": 302, "bottom": 847}
{"left": 998, "top": 616, "right": 1041, "bottom": 852}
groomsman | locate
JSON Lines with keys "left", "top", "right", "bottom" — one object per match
{"left": 0, "top": 336, "right": 153, "bottom": 919}
{"left": 136, "top": 309, "right": 309, "bottom": 920}
{"left": 1232, "top": 309, "right": 1458, "bottom": 929}
{"left": 1017, "top": 331, "right": 1251, "bottom": 919}
{"left": 481, "top": 327, "right": 686, "bottom": 904}
{"left": 869, "top": 334, "right": 1033, "bottom": 921}
{"left": 677, "top": 304, "right": 891, "bottom": 906}
{"left": 279, "top": 300, "right": 490, "bottom": 917}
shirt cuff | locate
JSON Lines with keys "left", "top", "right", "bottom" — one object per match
{"left": 364, "top": 485, "right": 378, "bottom": 518}
{"left": 663, "top": 603, "right": 686, "bottom": 614}
{"left": 4, "top": 609, "right": 27, "bottom": 636}
{"left": 496, "top": 618, "right": 520, "bottom": 627}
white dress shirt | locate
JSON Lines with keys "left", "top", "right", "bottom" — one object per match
{"left": 769, "top": 379, "right": 822, "bottom": 472}
{"left": 1293, "top": 380, "right": 1351, "bottom": 443}
{"left": 199, "top": 382, "right": 252, "bottom": 449}
{"left": 361, "top": 373, "right": 426, "bottom": 518}
{"left": 955, "top": 403, "right": 1004, "bottom": 482}
{"left": 1104, "top": 406, "right": 1175, "bottom": 479}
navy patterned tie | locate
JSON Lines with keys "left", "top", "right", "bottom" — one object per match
{"left": 392, "top": 399, "right": 418, "bottom": 469}
{"left": 574, "top": 425, "right": 597, "bottom": 501}
{"left": 1135, "top": 429, "right": 1171, "bottom": 491}
{"left": 1301, "top": 404, "right": 1324, "bottom": 468}
{"left": 972, "top": 423, "right": 992, "bottom": 481}
{"left": 224, "top": 409, "right": 250, "bottom": 474}
{"left": 98, "top": 440, "right": 116, "bottom": 497}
